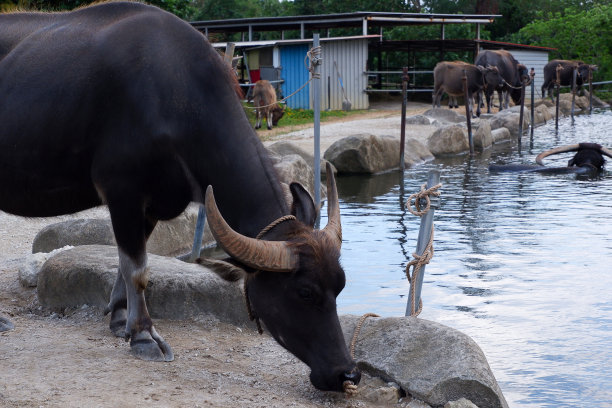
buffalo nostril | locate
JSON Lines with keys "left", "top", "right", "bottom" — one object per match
{"left": 341, "top": 369, "right": 361, "bottom": 385}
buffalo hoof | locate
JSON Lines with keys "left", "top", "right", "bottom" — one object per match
{"left": 130, "top": 328, "right": 174, "bottom": 362}
{"left": 105, "top": 305, "right": 128, "bottom": 338}
{"left": 0, "top": 316, "right": 14, "bottom": 332}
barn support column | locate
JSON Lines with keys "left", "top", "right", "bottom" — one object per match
{"left": 300, "top": 23, "right": 305, "bottom": 39}
{"left": 248, "top": 25, "right": 253, "bottom": 42}
{"left": 362, "top": 18, "right": 368, "bottom": 36}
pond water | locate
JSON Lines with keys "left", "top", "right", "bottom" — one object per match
{"left": 329, "top": 109, "right": 612, "bottom": 407}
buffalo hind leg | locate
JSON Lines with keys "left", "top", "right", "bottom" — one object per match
{"left": 105, "top": 199, "right": 172, "bottom": 362}
{"left": 266, "top": 109, "right": 273, "bottom": 130}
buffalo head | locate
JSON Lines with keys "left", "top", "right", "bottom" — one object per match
{"left": 204, "top": 163, "right": 360, "bottom": 392}
{"left": 271, "top": 104, "right": 285, "bottom": 126}
{"left": 536, "top": 143, "right": 612, "bottom": 170}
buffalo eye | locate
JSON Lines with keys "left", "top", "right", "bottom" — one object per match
{"left": 298, "top": 286, "right": 314, "bottom": 302}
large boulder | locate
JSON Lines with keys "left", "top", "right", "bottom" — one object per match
{"left": 37, "top": 245, "right": 252, "bottom": 326}
{"left": 266, "top": 140, "right": 336, "bottom": 177}
{"left": 404, "top": 138, "right": 435, "bottom": 166}
{"left": 324, "top": 134, "right": 403, "bottom": 174}
{"left": 31, "top": 204, "right": 209, "bottom": 258}
{"left": 488, "top": 110, "right": 529, "bottom": 136}
{"left": 341, "top": 315, "right": 509, "bottom": 408}
{"left": 422, "top": 108, "right": 465, "bottom": 124}
{"left": 491, "top": 127, "right": 511, "bottom": 144}
{"left": 426, "top": 125, "right": 469, "bottom": 156}
{"left": 473, "top": 120, "right": 492, "bottom": 151}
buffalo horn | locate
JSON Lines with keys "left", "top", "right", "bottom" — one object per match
{"left": 535, "top": 144, "right": 581, "bottom": 165}
{"left": 204, "top": 186, "right": 297, "bottom": 272}
{"left": 600, "top": 147, "right": 612, "bottom": 159}
{"left": 322, "top": 162, "right": 342, "bottom": 250}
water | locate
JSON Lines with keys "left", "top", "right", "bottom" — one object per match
{"left": 330, "top": 109, "right": 612, "bottom": 407}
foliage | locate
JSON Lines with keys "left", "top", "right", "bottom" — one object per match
{"left": 510, "top": 5, "right": 612, "bottom": 81}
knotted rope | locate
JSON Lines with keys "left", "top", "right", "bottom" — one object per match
{"left": 246, "top": 46, "right": 321, "bottom": 111}
{"left": 405, "top": 182, "right": 441, "bottom": 316}
{"left": 244, "top": 215, "right": 297, "bottom": 334}
{"left": 342, "top": 312, "right": 380, "bottom": 396}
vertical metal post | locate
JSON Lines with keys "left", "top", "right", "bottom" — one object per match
{"left": 406, "top": 170, "right": 440, "bottom": 317}
{"left": 462, "top": 70, "right": 474, "bottom": 154}
{"left": 555, "top": 64, "right": 561, "bottom": 132}
{"left": 312, "top": 34, "right": 322, "bottom": 209}
{"left": 327, "top": 76, "right": 331, "bottom": 111}
{"left": 571, "top": 67, "right": 577, "bottom": 123}
{"left": 530, "top": 68, "right": 535, "bottom": 139}
{"left": 189, "top": 206, "right": 207, "bottom": 262}
{"left": 223, "top": 43, "right": 235, "bottom": 67}
{"left": 589, "top": 66, "right": 593, "bottom": 114}
{"left": 400, "top": 67, "right": 409, "bottom": 171}
{"left": 518, "top": 78, "right": 526, "bottom": 144}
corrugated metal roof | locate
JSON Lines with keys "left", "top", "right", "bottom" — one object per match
{"left": 210, "top": 35, "right": 381, "bottom": 49}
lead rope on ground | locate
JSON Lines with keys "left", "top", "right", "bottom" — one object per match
{"left": 405, "top": 182, "right": 441, "bottom": 316}
{"left": 245, "top": 46, "right": 321, "bottom": 111}
{"left": 343, "top": 312, "right": 380, "bottom": 396}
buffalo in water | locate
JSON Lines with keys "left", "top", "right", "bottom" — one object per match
{"left": 475, "top": 50, "right": 529, "bottom": 112}
{"left": 489, "top": 143, "right": 612, "bottom": 175}
{"left": 542, "top": 60, "right": 598, "bottom": 101}
{"left": 433, "top": 61, "right": 503, "bottom": 118}
{"left": 0, "top": 2, "right": 359, "bottom": 392}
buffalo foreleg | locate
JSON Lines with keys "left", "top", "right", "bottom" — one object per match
{"left": 255, "top": 108, "right": 263, "bottom": 129}
{"left": 266, "top": 109, "right": 273, "bottom": 130}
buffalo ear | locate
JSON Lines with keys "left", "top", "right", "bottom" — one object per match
{"left": 290, "top": 182, "right": 318, "bottom": 227}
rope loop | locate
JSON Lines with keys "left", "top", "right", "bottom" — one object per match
{"left": 406, "top": 183, "right": 441, "bottom": 217}
{"left": 343, "top": 312, "right": 380, "bottom": 397}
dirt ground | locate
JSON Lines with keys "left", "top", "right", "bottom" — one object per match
{"left": 0, "top": 102, "right": 431, "bottom": 408}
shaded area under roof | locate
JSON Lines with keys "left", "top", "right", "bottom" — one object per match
{"left": 191, "top": 11, "right": 500, "bottom": 35}
{"left": 377, "top": 39, "right": 556, "bottom": 52}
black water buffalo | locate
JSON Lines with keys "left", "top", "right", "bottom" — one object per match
{"left": 489, "top": 143, "right": 612, "bottom": 174}
{"left": 475, "top": 50, "right": 529, "bottom": 112}
{"left": 0, "top": 2, "right": 359, "bottom": 392}
{"left": 433, "top": 61, "right": 503, "bottom": 118}
{"left": 542, "top": 60, "right": 598, "bottom": 101}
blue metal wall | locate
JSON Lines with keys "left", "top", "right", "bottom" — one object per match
{"left": 280, "top": 44, "right": 310, "bottom": 109}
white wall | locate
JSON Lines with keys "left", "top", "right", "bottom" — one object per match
{"left": 505, "top": 50, "right": 549, "bottom": 98}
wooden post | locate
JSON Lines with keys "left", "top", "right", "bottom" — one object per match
{"left": 555, "top": 64, "right": 562, "bottom": 132}
{"left": 312, "top": 34, "right": 322, "bottom": 210}
{"left": 400, "top": 67, "right": 409, "bottom": 170}
{"left": 571, "top": 67, "right": 577, "bottom": 123}
{"left": 223, "top": 43, "right": 235, "bottom": 67}
{"left": 530, "top": 68, "right": 535, "bottom": 140}
{"left": 406, "top": 170, "right": 440, "bottom": 317}
{"left": 462, "top": 70, "right": 474, "bottom": 154}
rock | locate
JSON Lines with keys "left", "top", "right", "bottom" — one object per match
{"left": 488, "top": 111, "right": 528, "bottom": 136}
{"left": 266, "top": 140, "right": 336, "bottom": 177}
{"left": 445, "top": 398, "right": 480, "bottom": 408}
{"left": 582, "top": 90, "right": 610, "bottom": 108}
{"left": 491, "top": 127, "right": 511, "bottom": 144}
{"left": 323, "top": 134, "right": 403, "bottom": 174}
{"left": 405, "top": 114, "right": 433, "bottom": 125}
{"left": 37, "top": 245, "right": 252, "bottom": 326}
{"left": 427, "top": 125, "right": 469, "bottom": 156}
{"left": 340, "top": 315, "right": 508, "bottom": 408}
{"left": 268, "top": 151, "right": 325, "bottom": 202}
{"left": 533, "top": 104, "right": 552, "bottom": 125}
{"left": 19, "top": 246, "right": 73, "bottom": 287}
{"left": 404, "top": 138, "right": 435, "bottom": 166}
{"left": 32, "top": 205, "right": 210, "bottom": 258}
{"left": 422, "top": 108, "right": 465, "bottom": 124}
{"left": 473, "top": 120, "right": 492, "bottom": 151}
{"left": 358, "top": 374, "right": 403, "bottom": 405}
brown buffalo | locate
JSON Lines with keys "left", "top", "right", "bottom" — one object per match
{"left": 253, "top": 80, "right": 284, "bottom": 130}
{"left": 433, "top": 61, "right": 503, "bottom": 118}
{"left": 542, "top": 60, "right": 597, "bottom": 101}
{"left": 475, "top": 50, "right": 529, "bottom": 112}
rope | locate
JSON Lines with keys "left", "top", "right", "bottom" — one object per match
{"left": 245, "top": 215, "right": 297, "bottom": 334}
{"left": 246, "top": 46, "right": 321, "bottom": 111}
{"left": 342, "top": 312, "right": 380, "bottom": 396}
{"left": 406, "top": 183, "right": 442, "bottom": 216}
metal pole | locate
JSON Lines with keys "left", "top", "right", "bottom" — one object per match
{"left": 312, "top": 34, "right": 322, "bottom": 209}
{"left": 223, "top": 43, "right": 235, "bottom": 67}
{"left": 555, "top": 64, "right": 561, "bottom": 132}
{"left": 189, "top": 206, "right": 206, "bottom": 262}
{"left": 589, "top": 66, "right": 593, "bottom": 114}
{"left": 462, "top": 70, "right": 474, "bottom": 154}
{"left": 571, "top": 67, "right": 577, "bottom": 123}
{"left": 406, "top": 170, "right": 440, "bottom": 317}
{"left": 399, "top": 67, "right": 408, "bottom": 170}
{"left": 530, "top": 68, "right": 535, "bottom": 140}
{"left": 518, "top": 78, "right": 526, "bottom": 144}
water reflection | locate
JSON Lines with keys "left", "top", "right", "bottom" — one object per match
{"left": 331, "top": 109, "right": 612, "bottom": 407}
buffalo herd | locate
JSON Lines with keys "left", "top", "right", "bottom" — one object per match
{"left": 433, "top": 52, "right": 597, "bottom": 116}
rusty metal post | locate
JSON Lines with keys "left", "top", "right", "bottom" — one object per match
{"left": 462, "top": 69, "right": 474, "bottom": 154}
{"left": 518, "top": 77, "right": 526, "bottom": 144}
{"left": 400, "top": 67, "right": 409, "bottom": 170}
{"left": 530, "top": 68, "right": 535, "bottom": 140}
{"left": 555, "top": 64, "right": 562, "bottom": 132}
{"left": 589, "top": 66, "right": 593, "bottom": 114}
{"left": 571, "top": 67, "right": 577, "bottom": 123}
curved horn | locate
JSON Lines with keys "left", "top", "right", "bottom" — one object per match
{"left": 204, "top": 186, "right": 297, "bottom": 272}
{"left": 600, "top": 146, "right": 612, "bottom": 159}
{"left": 536, "top": 144, "right": 581, "bottom": 166}
{"left": 322, "top": 162, "right": 342, "bottom": 249}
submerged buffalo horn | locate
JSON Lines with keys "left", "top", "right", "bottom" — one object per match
{"left": 322, "top": 162, "right": 342, "bottom": 250}
{"left": 204, "top": 186, "right": 297, "bottom": 272}
{"left": 536, "top": 144, "right": 581, "bottom": 165}
{"left": 600, "top": 146, "right": 612, "bottom": 159}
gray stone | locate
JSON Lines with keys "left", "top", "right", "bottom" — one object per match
{"left": 445, "top": 398, "right": 480, "bottom": 408}
{"left": 404, "top": 138, "right": 435, "bottom": 167}
{"left": 324, "top": 134, "right": 403, "bottom": 174}
{"left": 473, "top": 120, "right": 492, "bottom": 151}
{"left": 422, "top": 108, "right": 465, "bottom": 124}
{"left": 19, "top": 246, "right": 73, "bottom": 287}
{"left": 37, "top": 245, "right": 252, "bottom": 326}
{"left": 268, "top": 152, "right": 323, "bottom": 201}
{"left": 32, "top": 205, "right": 210, "bottom": 258}
{"left": 340, "top": 315, "right": 508, "bottom": 408}
{"left": 405, "top": 115, "right": 433, "bottom": 125}
{"left": 488, "top": 111, "right": 528, "bottom": 136}
{"left": 266, "top": 140, "right": 336, "bottom": 177}
{"left": 427, "top": 125, "right": 469, "bottom": 156}
{"left": 491, "top": 128, "right": 511, "bottom": 144}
